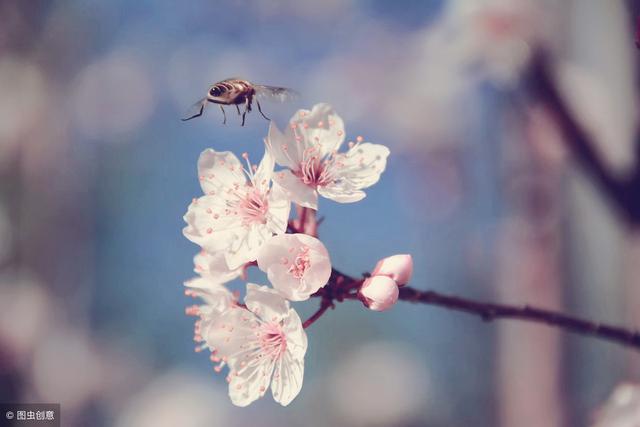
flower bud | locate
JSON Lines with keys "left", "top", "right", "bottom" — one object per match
{"left": 359, "top": 276, "right": 399, "bottom": 311}
{"left": 371, "top": 254, "right": 413, "bottom": 286}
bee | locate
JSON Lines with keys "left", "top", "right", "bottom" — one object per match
{"left": 182, "top": 78, "right": 298, "bottom": 126}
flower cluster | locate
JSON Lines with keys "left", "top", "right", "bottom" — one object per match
{"left": 183, "top": 103, "right": 411, "bottom": 407}
{"left": 359, "top": 254, "right": 413, "bottom": 311}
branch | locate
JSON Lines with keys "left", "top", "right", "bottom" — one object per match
{"left": 525, "top": 50, "right": 640, "bottom": 225}
{"left": 303, "top": 300, "right": 332, "bottom": 329}
{"left": 398, "top": 286, "right": 640, "bottom": 349}
{"left": 303, "top": 269, "right": 640, "bottom": 351}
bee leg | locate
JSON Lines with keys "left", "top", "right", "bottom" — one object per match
{"left": 181, "top": 102, "right": 205, "bottom": 121}
{"left": 241, "top": 98, "right": 250, "bottom": 126}
{"left": 235, "top": 104, "right": 241, "bottom": 115}
{"left": 256, "top": 99, "right": 270, "bottom": 121}
{"left": 219, "top": 105, "right": 227, "bottom": 125}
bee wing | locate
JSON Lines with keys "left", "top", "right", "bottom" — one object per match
{"left": 181, "top": 97, "right": 207, "bottom": 121}
{"left": 254, "top": 85, "right": 299, "bottom": 103}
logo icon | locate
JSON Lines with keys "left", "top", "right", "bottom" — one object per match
{"left": 5, "top": 411, "right": 14, "bottom": 420}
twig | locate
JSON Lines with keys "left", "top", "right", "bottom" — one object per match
{"left": 526, "top": 50, "right": 640, "bottom": 225}
{"left": 303, "top": 300, "right": 332, "bottom": 329}
{"left": 302, "top": 269, "right": 640, "bottom": 351}
{"left": 398, "top": 286, "right": 640, "bottom": 349}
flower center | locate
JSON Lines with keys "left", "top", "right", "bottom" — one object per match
{"left": 295, "top": 147, "right": 336, "bottom": 188}
{"left": 259, "top": 322, "right": 287, "bottom": 360}
{"left": 237, "top": 188, "right": 269, "bottom": 225}
{"left": 288, "top": 246, "right": 311, "bottom": 279}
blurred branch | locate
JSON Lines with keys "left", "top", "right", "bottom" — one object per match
{"left": 525, "top": 50, "right": 640, "bottom": 226}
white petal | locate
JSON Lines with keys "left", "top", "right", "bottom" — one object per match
{"left": 317, "top": 186, "right": 366, "bottom": 203}
{"left": 193, "top": 251, "right": 241, "bottom": 284}
{"left": 197, "top": 149, "right": 246, "bottom": 196}
{"left": 254, "top": 149, "right": 275, "bottom": 192}
{"left": 266, "top": 122, "right": 300, "bottom": 169}
{"left": 318, "top": 142, "right": 389, "bottom": 203}
{"left": 228, "top": 356, "right": 275, "bottom": 407}
{"left": 271, "top": 309, "right": 306, "bottom": 406}
{"left": 271, "top": 351, "right": 304, "bottom": 406}
{"left": 224, "top": 224, "right": 273, "bottom": 270}
{"left": 257, "top": 234, "right": 331, "bottom": 301}
{"left": 186, "top": 277, "right": 237, "bottom": 343}
{"left": 245, "top": 283, "right": 290, "bottom": 322}
{"left": 205, "top": 306, "right": 275, "bottom": 407}
{"left": 282, "top": 307, "right": 308, "bottom": 356}
{"left": 182, "top": 196, "right": 243, "bottom": 254}
{"left": 289, "top": 103, "right": 345, "bottom": 156}
{"left": 272, "top": 169, "right": 318, "bottom": 210}
{"left": 205, "top": 309, "right": 252, "bottom": 365}
{"left": 184, "top": 277, "right": 235, "bottom": 312}
{"left": 339, "top": 142, "right": 390, "bottom": 188}
{"left": 267, "top": 182, "right": 293, "bottom": 233}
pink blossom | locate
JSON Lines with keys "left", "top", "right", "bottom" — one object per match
{"left": 257, "top": 233, "right": 331, "bottom": 301}
{"left": 203, "top": 284, "right": 307, "bottom": 407}
{"left": 372, "top": 254, "right": 413, "bottom": 286}
{"left": 267, "top": 103, "right": 390, "bottom": 210}
{"left": 359, "top": 275, "right": 399, "bottom": 312}
{"left": 183, "top": 149, "right": 291, "bottom": 269}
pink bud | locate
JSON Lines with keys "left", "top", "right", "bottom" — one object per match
{"left": 359, "top": 276, "right": 399, "bottom": 312}
{"left": 371, "top": 254, "right": 413, "bottom": 286}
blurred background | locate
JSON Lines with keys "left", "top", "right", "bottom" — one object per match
{"left": 1, "top": 0, "right": 640, "bottom": 425}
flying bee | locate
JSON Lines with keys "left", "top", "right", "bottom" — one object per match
{"left": 182, "top": 78, "right": 298, "bottom": 126}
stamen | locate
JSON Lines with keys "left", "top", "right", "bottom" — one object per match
{"left": 258, "top": 322, "right": 287, "bottom": 361}
{"left": 288, "top": 245, "right": 311, "bottom": 279}
{"left": 241, "top": 152, "right": 256, "bottom": 184}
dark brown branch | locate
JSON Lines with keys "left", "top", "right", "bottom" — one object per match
{"left": 525, "top": 50, "right": 640, "bottom": 225}
{"left": 303, "top": 300, "right": 332, "bottom": 329}
{"left": 398, "top": 286, "right": 640, "bottom": 349}
{"left": 303, "top": 268, "right": 640, "bottom": 351}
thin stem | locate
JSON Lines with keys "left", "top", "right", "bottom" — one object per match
{"left": 304, "top": 268, "right": 640, "bottom": 351}
{"left": 297, "top": 205, "right": 307, "bottom": 232}
{"left": 303, "top": 301, "right": 332, "bottom": 329}
{"left": 398, "top": 287, "right": 640, "bottom": 349}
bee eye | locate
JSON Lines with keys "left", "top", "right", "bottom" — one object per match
{"left": 209, "top": 87, "right": 221, "bottom": 97}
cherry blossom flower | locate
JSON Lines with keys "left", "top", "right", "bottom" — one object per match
{"left": 359, "top": 275, "right": 399, "bottom": 312}
{"left": 267, "top": 103, "right": 390, "bottom": 209}
{"left": 184, "top": 278, "right": 236, "bottom": 327}
{"left": 185, "top": 279, "right": 236, "bottom": 356}
{"left": 203, "top": 284, "right": 307, "bottom": 407}
{"left": 257, "top": 233, "right": 331, "bottom": 301}
{"left": 183, "top": 149, "right": 291, "bottom": 269}
{"left": 184, "top": 251, "right": 240, "bottom": 353}
{"left": 372, "top": 254, "right": 413, "bottom": 286}
{"left": 192, "top": 250, "right": 242, "bottom": 284}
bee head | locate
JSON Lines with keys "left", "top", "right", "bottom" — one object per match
{"left": 209, "top": 86, "right": 222, "bottom": 97}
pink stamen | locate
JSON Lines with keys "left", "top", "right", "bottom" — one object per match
{"left": 288, "top": 246, "right": 311, "bottom": 279}
{"left": 259, "top": 322, "right": 287, "bottom": 361}
{"left": 236, "top": 188, "right": 269, "bottom": 226}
